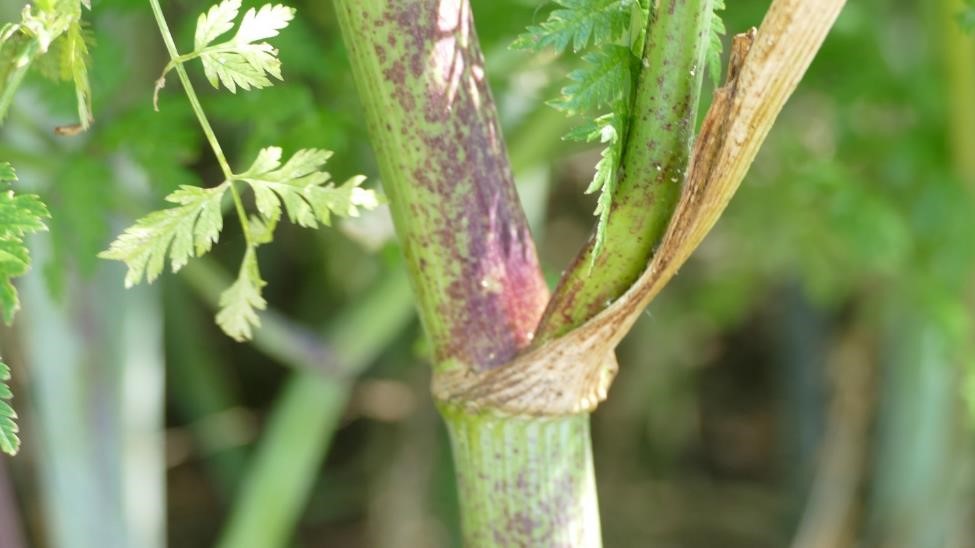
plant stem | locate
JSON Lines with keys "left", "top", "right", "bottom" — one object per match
{"left": 20, "top": 242, "right": 166, "bottom": 548}
{"left": 335, "top": 1, "right": 602, "bottom": 543}
{"left": 146, "top": 0, "right": 254, "bottom": 247}
{"left": 441, "top": 408, "right": 601, "bottom": 546}
{"left": 164, "top": 285, "right": 250, "bottom": 495}
{"left": 536, "top": 0, "right": 715, "bottom": 341}
{"left": 333, "top": 0, "right": 549, "bottom": 372}
{"left": 147, "top": 0, "right": 230, "bottom": 177}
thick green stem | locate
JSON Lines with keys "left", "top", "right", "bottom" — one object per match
{"left": 441, "top": 407, "right": 601, "bottom": 547}
{"left": 334, "top": 1, "right": 599, "bottom": 543}
{"left": 334, "top": 0, "right": 549, "bottom": 372}
{"left": 536, "top": 0, "right": 715, "bottom": 340}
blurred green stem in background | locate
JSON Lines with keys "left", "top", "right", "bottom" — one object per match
{"left": 863, "top": 2, "right": 975, "bottom": 546}
{"left": 943, "top": 0, "right": 975, "bottom": 184}
{"left": 867, "top": 317, "right": 971, "bottom": 548}
{"left": 180, "top": 257, "right": 414, "bottom": 548}
{"left": 164, "top": 286, "right": 250, "bottom": 496}
{"left": 21, "top": 240, "right": 165, "bottom": 548}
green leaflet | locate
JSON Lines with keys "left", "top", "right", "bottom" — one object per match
{"left": 193, "top": 0, "right": 294, "bottom": 93}
{"left": 100, "top": 148, "right": 378, "bottom": 341}
{"left": 513, "top": 0, "right": 634, "bottom": 53}
{"left": 565, "top": 110, "right": 627, "bottom": 255}
{"left": 213, "top": 147, "right": 378, "bottom": 341}
{"left": 239, "top": 147, "right": 379, "bottom": 230}
{"left": 0, "top": 360, "right": 18, "bottom": 456}
{"left": 0, "top": 162, "right": 50, "bottom": 324}
{"left": 102, "top": 0, "right": 379, "bottom": 343}
{"left": 216, "top": 246, "right": 266, "bottom": 342}
{"left": 516, "top": 0, "right": 725, "bottom": 259}
{"left": 550, "top": 45, "right": 632, "bottom": 116}
{"left": 707, "top": 0, "right": 727, "bottom": 86}
{"left": 514, "top": 0, "right": 641, "bottom": 258}
{"left": 99, "top": 184, "right": 228, "bottom": 288}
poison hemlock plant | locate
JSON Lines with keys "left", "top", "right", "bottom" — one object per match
{"left": 336, "top": 0, "right": 845, "bottom": 543}
{"left": 100, "top": 0, "right": 380, "bottom": 342}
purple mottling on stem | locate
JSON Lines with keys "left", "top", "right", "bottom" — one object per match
{"left": 363, "top": 0, "right": 548, "bottom": 369}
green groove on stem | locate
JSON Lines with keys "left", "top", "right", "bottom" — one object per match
{"left": 536, "top": 0, "right": 715, "bottom": 341}
{"left": 441, "top": 407, "right": 601, "bottom": 547}
{"left": 147, "top": 0, "right": 254, "bottom": 248}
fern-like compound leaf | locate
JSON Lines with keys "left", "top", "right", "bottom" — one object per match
{"left": 0, "top": 360, "right": 18, "bottom": 456}
{"left": 216, "top": 246, "right": 266, "bottom": 342}
{"left": 707, "top": 0, "right": 727, "bottom": 86}
{"left": 517, "top": 1, "right": 643, "bottom": 257}
{"left": 550, "top": 45, "right": 632, "bottom": 116}
{"left": 513, "top": 0, "right": 634, "bottom": 53}
{"left": 239, "top": 147, "right": 380, "bottom": 229}
{"left": 99, "top": 184, "right": 227, "bottom": 287}
{"left": 193, "top": 0, "right": 295, "bottom": 93}
{"left": 0, "top": 163, "right": 50, "bottom": 324}
{"left": 565, "top": 111, "right": 626, "bottom": 256}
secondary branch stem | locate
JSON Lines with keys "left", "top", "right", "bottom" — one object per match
{"left": 147, "top": 0, "right": 254, "bottom": 247}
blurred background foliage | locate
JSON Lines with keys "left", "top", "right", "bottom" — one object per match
{"left": 1, "top": 0, "right": 974, "bottom": 546}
